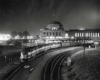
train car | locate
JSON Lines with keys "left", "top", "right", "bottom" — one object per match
{"left": 20, "top": 43, "right": 62, "bottom": 62}
{"left": 20, "top": 47, "right": 29, "bottom": 62}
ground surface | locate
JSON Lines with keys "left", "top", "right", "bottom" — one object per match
{"left": 27, "top": 47, "right": 81, "bottom": 80}
{"left": 0, "top": 46, "right": 81, "bottom": 80}
{"left": 0, "top": 45, "right": 22, "bottom": 77}
{"left": 61, "top": 48, "right": 100, "bottom": 80}
{"left": 0, "top": 45, "right": 22, "bottom": 56}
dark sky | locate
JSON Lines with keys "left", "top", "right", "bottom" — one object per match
{"left": 0, "top": 0, "right": 100, "bottom": 35}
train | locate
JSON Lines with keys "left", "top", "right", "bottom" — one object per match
{"left": 20, "top": 42, "right": 95, "bottom": 62}
{"left": 20, "top": 43, "right": 62, "bottom": 62}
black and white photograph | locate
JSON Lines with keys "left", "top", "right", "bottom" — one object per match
{"left": 0, "top": 0, "right": 100, "bottom": 80}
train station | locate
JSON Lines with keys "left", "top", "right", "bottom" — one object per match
{"left": 40, "top": 21, "right": 100, "bottom": 44}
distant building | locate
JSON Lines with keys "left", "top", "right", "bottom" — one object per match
{"left": 40, "top": 21, "right": 65, "bottom": 38}
{"left": 40, "top": 21, "right": 100, "bottom": 44}
{"left": 66, "top": 29, "right": 100, "bottom": 43}
{"left": 40, "top": 21, "right": 66, "bottom": 43}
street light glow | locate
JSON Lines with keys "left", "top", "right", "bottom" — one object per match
{"left": 0, "top": 34, "right": 11, "bottom": 41}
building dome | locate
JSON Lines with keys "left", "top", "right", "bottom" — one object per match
{"left": 46, "top": 21, "right": 64, "bottom": 30}
{"left": 49, "top": 21, "right": 63, "bottom": 26}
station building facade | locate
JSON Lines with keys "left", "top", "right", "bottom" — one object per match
{"left": 66, "top": 29, "right": 100, "bottom": 43}
{"left": 40, "top": 21, "right": 66, "bottom": 43}
{"left": 40, "top": 21, "right": 100, "bottom": 44}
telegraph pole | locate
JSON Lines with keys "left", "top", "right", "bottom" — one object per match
{"left": 83, "top": 32, "right": 85, "bottom": 58}
{"left": 80, "top": 28, "right": 85, "bottom": 58}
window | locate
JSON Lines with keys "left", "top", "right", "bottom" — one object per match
{"left": 98, "top": 33, "right": 99, "bottom": 37}
{"left": 47, "top": 32, "right": 48, "bottom": 36}
{"left": 75, "top": 33, "right": 77, "bottom": 37}
{"left": 82, "top": 33, "right": 83, "bottom": 37}
{"left": 88, "top": 33, "right": 90, "bottom": 37}
{"left": 91, "top": 33, "right": 93, "bottom": 37}
{"left": 65, "top": 33, "right": 68, "bottom": 37}
{"left": 77, "top": 33, "right": 79, "bottom": 37}
{"left": 79, "top": 33, "right": 81, "bottom": 37}
{"left": 53, "top": 32, "right": 55, "bottom": 36}
{"left": 52, "top": 27, "right": 57, "bottom": 30}
{"left": 86, "top": 33, "right": 88, "bottom": 37}
{"left": 50, "top": 32, "right": 51, "bottom": 36}
{"left": 59, "top": 32, "right": 61, "bottom": 36}
{"left": 95, "top": 33, "right": 97, "bottom": 37}
{"left": 93, "top": 33, "right": 94, "bottom": 37}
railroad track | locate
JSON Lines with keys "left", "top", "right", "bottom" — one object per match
{"left": 0, "top": 62, "right": 26, "bottom": 80}
{"left": 42, "top": 47, "right": 83, "bottom": 80}
{"left": 0, "top": 50, "right": 46, "bottom": 80}
{"left": 0, "top": 47, "right": 83, "bottom": 80}
{"left": 42, "top": 51, "right": 72, "bottom": 80}
{"left": 0, "top": 47, "right": 64, "bottom": 80}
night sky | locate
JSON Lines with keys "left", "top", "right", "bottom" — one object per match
{"left": 0, "top": 0, "right": 100, "bottom": 35}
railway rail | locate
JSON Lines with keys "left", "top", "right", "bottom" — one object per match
{"left": 0, "top": 47, "right": 66, "bottom": 80}
{"left": 0, "top": 50, "right": 46, "bottom": 80}
{"left": 42, "top": 51, "right": 72, "bottom": 80}
{"left": 42, "top": 47, "right": 83, "bottom": 80}
{"left": 0, "top": 45, "right": 83, "bottom": 80}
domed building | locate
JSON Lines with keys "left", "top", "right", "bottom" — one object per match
{"left": 40, "top": 21, "right": 66, "bottom": 42}
{"left": 46, "top": 21, "right": 64, "bottom": 30}
{"left": 40, "top": 21, "right": 100, "bottom": 44}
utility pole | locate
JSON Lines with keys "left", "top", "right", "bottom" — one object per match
{"left": 80, "top": 28, "right": 85, "bottom": 58}
{"left": 83, "top": 32, "right": 85, "bottom": 58}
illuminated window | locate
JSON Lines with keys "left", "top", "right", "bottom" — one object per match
{"left": 91, "top": 33, "right": 93, "bottom": 37}
{"left": 65, "top": 33, "right": 68, "bottom": 37}
{"left": 79, "top": 33, "right": 81, "bottom": 37}
{"left": 81, "top": 33, "right": 83, "bottom": 37}
{"left": 52, "top": 27, "right": 57, "bottom": 30}
{"left": 77, "top": 33, "right": 79, "bottom": 37}
{"left": 93, "top": 33, "right": 95, "bottom": 37}
{"left": 87, "top": 33, "right": 89, "bottom": 37}
{"left": 75, "top": 33, "right": 77, "bottom": 37}
{"left": 98, "top": 33, "right": 99, "bottom": 37}
{"left": 94, "top": 33, "right": 96, "bottom": 37}
{"left": 95, "top": 33, "right": 97, "bottom": 37}
{"left": 85, "top": 33, "right": 88, "bottom": 37}
{"left": 88, "top": 33, "right": 90, "bottom": 37}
